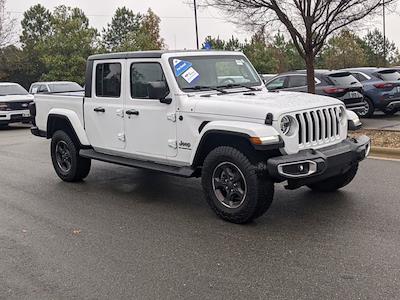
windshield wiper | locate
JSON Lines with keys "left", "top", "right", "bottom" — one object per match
{"left": 182, "top": 85, "right": 227, "bottom": 94}
{"left": 217, "top": 83, "right": 260, "bottom": 91}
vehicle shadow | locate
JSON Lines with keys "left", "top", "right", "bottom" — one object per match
{"left": 0, "top": 123, "right": 31, "bottom": 131}
{"left": 73, "top": 165, "right": 360, "bottom": 233}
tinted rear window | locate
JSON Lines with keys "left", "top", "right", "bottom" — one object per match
{"left": 327, "top": 73, "right": 360, "bottom": 86}
{"left": 376, "top": 71, "right": 400, "bottom": 81}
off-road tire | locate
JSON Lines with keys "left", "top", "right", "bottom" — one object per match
{"left": 307, "top": 163, "right": 359, "bottom": 193}
{"left": 51, "top": 130, "right": 91, "bottom": 182}
{"left": 202, "top": 146, "right": 274, "bottom": 224}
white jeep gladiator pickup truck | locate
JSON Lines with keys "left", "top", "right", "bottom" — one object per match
{"left": 30, "top": 50, "right": 370, "bottom": 224}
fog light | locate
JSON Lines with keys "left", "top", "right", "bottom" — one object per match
{"left": 277, "top": 160, "right": 318, "bottom": 178}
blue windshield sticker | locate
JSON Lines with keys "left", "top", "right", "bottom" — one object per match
{"left": 173, "top": 59, "right": 192, "bottom": 77}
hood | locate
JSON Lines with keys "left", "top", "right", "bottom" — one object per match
{"left": 193, "top": 90, "right": 343, "bottom": 120}
{"left": 0, "top": 94, "right": 34, "bottom": 102}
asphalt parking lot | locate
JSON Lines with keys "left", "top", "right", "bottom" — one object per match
{"left": 1, "top": 125, "right": 400, "bottom": 299}
{"left": 361, "top": 112, "right": 400, "bottom": 131}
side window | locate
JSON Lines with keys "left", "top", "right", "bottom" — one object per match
{"left": 95, "top": 63, "right": 121, "bottom": 98}
{"left": 287, "top": 75, "right": 307, "bottom": 88}
{"left": 38, "top": 85, "right": 48, "bottom": 93}
{"left": 266, "top": 77, "right": 287, "bottom": 90}
{"left": 131, "top": 63, "right": 169, "bottom": 99}
{"left": 30, "top": 84, "right": 38, "bottom": 93}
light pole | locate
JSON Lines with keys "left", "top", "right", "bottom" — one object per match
{"left": 194, "top": 0, "right": 199, "bottom": 49}
{"left": 383, "top": 0, "right": 386, "bottom": 66}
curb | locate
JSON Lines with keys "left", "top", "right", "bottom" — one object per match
{"left": 370, "top": 146, "right": 400, "bottom": 160}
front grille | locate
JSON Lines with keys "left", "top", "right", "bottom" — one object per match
{"left": 295, "top": 106, "right": 341, "bottom": 147}
{"left": 5, "top": 101, "right": 31, "bottom": 111}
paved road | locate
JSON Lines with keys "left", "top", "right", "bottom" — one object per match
{"left": 361, "top": 112, "right": 400, "bottom": 131}
{"left": 1, "top": 125, "right": 400, "bottom": 300}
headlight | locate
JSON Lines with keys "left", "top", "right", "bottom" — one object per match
{"left": 280, "top": 115, "right": 294, "bottom": 136}
{"left": 338, "top": 107, "right": 346, "bottom": 124}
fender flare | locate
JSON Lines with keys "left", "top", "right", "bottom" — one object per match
{"left": 47, "top": 108, "right": 90, "bottom": 146}
{"left": 190, "top": 120, "right": 282, "bottom": 165}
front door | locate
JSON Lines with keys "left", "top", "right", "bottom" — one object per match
{"left": 85, "top": 60, "right": 126, "bottom": 153}
{"left": 124, "top": 60, "right": 177, "bottom": 161}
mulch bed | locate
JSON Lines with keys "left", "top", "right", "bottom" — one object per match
{"left": 349, "top": 129, "right": 400, "bottom": 149}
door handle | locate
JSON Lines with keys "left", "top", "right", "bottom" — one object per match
{"left": 126, "top": 109, "right": 139, "bottom": 116}
{"left": 94, "top": 107, "right": 105, "bottom": 113}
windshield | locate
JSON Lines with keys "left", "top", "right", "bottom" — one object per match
{"left": 0, "top": 84, "right": 29, "bottom": 96}
{"left": 169, "top": 55, "right": 262, "bottom": 92}
{"left": 48, "top": 82, "right": 82, "bottom": 93}
{"left": 376, "top": 71, "right": 400, "bottom": 81}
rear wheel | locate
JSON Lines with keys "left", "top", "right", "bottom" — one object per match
{"left": 382, "top": 106, "right": 398, "bottom": 116}
{"left": 201, "top": 146, "right": 274, "bottom": 224}
{"left": 358, "top": 97, "right": 374, "bottom": 118}
{"left": 307, "top": 164, "right": 358, "bottom": 193}
{"left": 51, "top": 130, "right": 91, "bottom": 182}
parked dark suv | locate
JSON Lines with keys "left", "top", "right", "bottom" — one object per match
{"left": 342, "top": 68, "right": 400, "bottom": 117}
{"left": 266, "top": 70, "right": 365, "bottom": 114}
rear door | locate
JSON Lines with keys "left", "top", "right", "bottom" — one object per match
{"left": 84, "top": 60, "right": 126, "bottom": 152}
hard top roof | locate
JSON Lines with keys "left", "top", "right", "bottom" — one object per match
{"left": 88, "top": 50, "right": 242, "bottom": 61}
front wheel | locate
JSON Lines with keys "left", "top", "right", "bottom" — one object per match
{"left": 307, "top": 164, "right": 359, "bottom": 193}
{"left": 201, "top": 146, "right": 274, "bottom": 224}
{"left": 51, "top": 130, "right": 91, "bottom": 182}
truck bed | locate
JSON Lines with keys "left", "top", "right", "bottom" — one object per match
{"left": 34, "top": 93, "right": 85, "bottom": 133}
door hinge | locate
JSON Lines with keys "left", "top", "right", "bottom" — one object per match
{"left": 117, "top": 133, "right": 126, "bottom": 142}
{"left": 167, "top": 113, "right": 176, "bottom": 122}
{"left": 168, "top": 139, "right": 177, "bottom": 149}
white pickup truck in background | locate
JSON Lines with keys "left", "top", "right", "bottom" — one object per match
{"left": 30, "top": 50, "right": 370, "bottom": 224}
{"left": 0, "top": 83, "right": 33, "bottom": 127}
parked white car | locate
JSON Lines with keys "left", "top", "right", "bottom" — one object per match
{"left": 30, "top": 50, "right": 370, "bottom": 223}
{"left": 29, "top": 81, "right": 83, "bottom": 94}
{"left": 0, "top": 82, "right": 33, "bottom": 126}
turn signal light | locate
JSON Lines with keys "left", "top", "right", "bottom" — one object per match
{"left": 250, "top": 136, "right": 280, "bottom": 145}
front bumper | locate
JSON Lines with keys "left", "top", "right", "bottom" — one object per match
{"left": 0, "top": 110, "right": 31, "bottom": 124}
{"left": 267, "top": 135, "right": 370, "bottom": 189}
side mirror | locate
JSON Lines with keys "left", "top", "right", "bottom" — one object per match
{"left": 148, "top": 81, "right": 171, "bottom": 104}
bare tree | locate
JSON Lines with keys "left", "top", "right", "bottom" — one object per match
{"left": 0, "top": 0, "right": 16, "bottom": 47}
{"left": 204, "top": 0, "right": 397, "bottom": 93}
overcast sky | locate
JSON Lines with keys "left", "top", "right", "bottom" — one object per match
{"left": 5, "top": 0, "right": 400, "bottom": 50}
